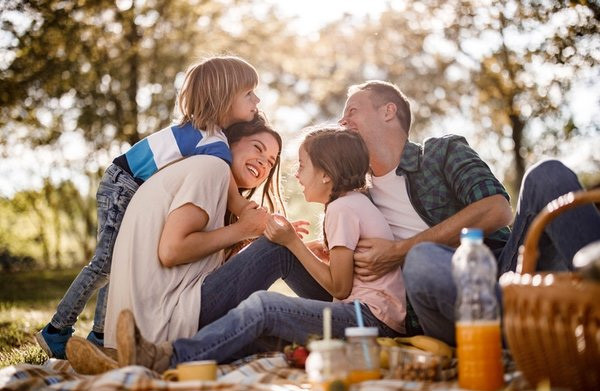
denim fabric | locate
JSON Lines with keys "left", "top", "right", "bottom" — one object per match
{"left": 198, "top": 236, "right": 332, "bottom": 329}
{"left": 51, "top": 164, "right": 138, "bottom": 333}
{"left": 403, "top": 160, "right": 600, "bottom": 346}
{"left": 173, "top": 291, "right": 398, "bottom": 365}
{"left": 174, "top": 237, "right": 400, "bottom": 364}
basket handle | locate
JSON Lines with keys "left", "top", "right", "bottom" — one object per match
{"left": 520, "top": 188, "right": 600, "bottom": 274}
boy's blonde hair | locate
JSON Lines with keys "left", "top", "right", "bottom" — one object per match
{"left": 177, "top": 56, "right": 258, "bottom": 134}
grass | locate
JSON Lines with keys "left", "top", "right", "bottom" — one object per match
{"left": 0, "top": 268, "right": 295, "bottom": 369}
{"left": 0, "top": 268, "right": 95, "bottom": 368}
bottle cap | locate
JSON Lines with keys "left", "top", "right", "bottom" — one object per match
{"left": 308, "top": 339, "right": 345, "bottom": 351}
{"left": 344, "top": 327, "right": 378, "bottom": 337}
{"left": 460, "top": 228, "right": 483, "bottom": 241}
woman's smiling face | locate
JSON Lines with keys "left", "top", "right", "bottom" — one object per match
{"left": 230, "top": 132, "right": 280, "bottom": 189}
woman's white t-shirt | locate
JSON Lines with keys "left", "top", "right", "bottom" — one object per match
{"left": 104, "top": 155, "right": 229, "bottom": 348}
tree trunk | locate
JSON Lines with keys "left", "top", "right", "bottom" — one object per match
{"left": 125, "top": 7, "right": 140, "bottom": 145}
{"left": 510, "top": 113, "right": 526, "bottom": 192}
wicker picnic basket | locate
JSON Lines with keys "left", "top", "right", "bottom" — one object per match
{"left": 500, "top": 189, "right": 600, "bottom": 391}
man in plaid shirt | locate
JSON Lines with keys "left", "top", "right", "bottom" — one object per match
{"left": 338, "top": 80, "right": 600, "bottom": 345}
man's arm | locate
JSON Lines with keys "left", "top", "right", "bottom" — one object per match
{"left": 354, "top": 194, "right": 513, "bottom": 280}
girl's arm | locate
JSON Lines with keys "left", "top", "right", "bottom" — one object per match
{"left": 158, "top": 202, "right": 267, "bottom": 267}
{"left": 265, "top": 215, "right": 354, "bottom": 299}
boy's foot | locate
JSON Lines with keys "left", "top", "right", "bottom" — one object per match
{"left": 116, "top": 309, "right": 172, "bottom": 373}
{"left": 86, "top": 330, "right": 104, "bottom": 347}
{"left": 66, "top": 336, "right": 118, "bottom": 375}
{"left": 35, "top": 324, "right": 74, "bottom": 359}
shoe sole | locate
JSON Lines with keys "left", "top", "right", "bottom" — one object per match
{"left": 35, "top": 331, "right": 56, "bottom": 358}
{"left": 66, "top": 336, "right": 118, "bottom": 375}
{"left": 116, "top": 309, "right": 136, "bottom": 367}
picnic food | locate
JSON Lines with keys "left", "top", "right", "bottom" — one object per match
{"left": 377, "top": 336, "right": 452, "bottom": 371}
{"left": 384, "top": 346, "right": 451, "bottom": 381}
{"left": 394, "top": 335, "right": 453, "bottom": 359}
{"left": 283, "top": 343, "right": 309, "bottom": 368}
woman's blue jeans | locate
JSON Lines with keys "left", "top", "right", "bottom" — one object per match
{"left": 403, "top": 160, "right": 600, "bottom": 345}
{"left": 171, "top": 237, "right": 398, "bottom": 364}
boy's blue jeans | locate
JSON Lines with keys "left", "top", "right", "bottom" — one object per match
{"left": 51, "top": 164, "right": 138, "bottom": 333}
{"left": 403, "top": 160, "right": 600, "bottom": 346}
{"left": 172, "top": 238, "right": 399, "bottom": 364}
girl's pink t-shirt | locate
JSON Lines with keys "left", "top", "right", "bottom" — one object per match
{"left": 325, "top": 191, "right": 407, "bottom": 333}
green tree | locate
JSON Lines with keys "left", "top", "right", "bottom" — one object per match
{"left": 272, "top": 1, "right": 598, "bottom": 193}
{"left": 0, "top": 0, "right": 296, "bottom": 149}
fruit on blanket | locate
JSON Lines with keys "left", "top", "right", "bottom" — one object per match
{"left": 394, "top": 335, "right": 453, "bottom": 358}
{"left": 292, "top": 346, "right": 309, "bottom": 368}
{"left": 376, "top": 337, "right": 398, "bottom": 347}
{"left": 377, "top": 337, "right": 398, "bottom": 368}
{"left": 283, "top": 343, "right": 309, "bottom": 368}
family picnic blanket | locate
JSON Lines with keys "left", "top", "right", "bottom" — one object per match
{"left": 0, "top": 352, "right": 524, "bottom": 391}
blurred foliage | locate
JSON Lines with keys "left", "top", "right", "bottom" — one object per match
{"left": 0, "top": 0, "right": 598, "bottom": 267}
{"left": 0, "top": 175, "right": 98, "bottom": 269}
{"left": 0, "top": 0, "right": 298, "bottom": 148}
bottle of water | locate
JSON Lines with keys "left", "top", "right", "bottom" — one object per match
{"left": 452, "top": 228, "right": 504, "bottom": 391}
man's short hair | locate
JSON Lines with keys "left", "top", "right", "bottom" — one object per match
{"left": 348, "top": 80, "right": 412, "bottom": 135}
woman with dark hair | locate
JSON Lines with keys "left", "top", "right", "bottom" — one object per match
{"left": 64, "top": 114, "right": 286, "bottom": 375}
{"left": 110, "top": 126, "right": 407, "bottom": 371}
{"left": 102, "top": 114, "right": 284, "bottom": 348}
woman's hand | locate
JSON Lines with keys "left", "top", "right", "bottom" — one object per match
{"left": 265, "top": 214, "right": 299, "bottom": 247}
{"left": 291, "top": 220, "right": 310, "bottom": 239}
{"left": 236, "top": 202, "right": 269, "bottom": 238}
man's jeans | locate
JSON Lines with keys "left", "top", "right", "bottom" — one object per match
{"left": 51, "top": 164, "right": 138, "bottom": 333}
{"left": 403, "top": 160, "right": 600, "bottom": 345}
{"left": 171, "top": 237, "right": 398, "bottom": 364}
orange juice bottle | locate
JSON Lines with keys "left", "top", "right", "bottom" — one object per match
{"left": 452, "top": 228, "right": 504, "bottom": 391}
{"left": 456, "top": 321, "right": 504, "bottom": 390}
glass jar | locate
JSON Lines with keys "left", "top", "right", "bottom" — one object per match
{"left": 344, "top": 327, "right": 381, "bottom": 383}
{"left": 305, "top": 339, "right": 349, "bottom": 391}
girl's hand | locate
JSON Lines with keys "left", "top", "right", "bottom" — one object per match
{"left": 291, "top": 220, "right": 310, "bottom": 239}
{"left": 306, "top": 239, "right": 329, "bottom": 262}
{"left": 237, "top": 202, "right": 268, "bottom": 238}
{"left": 265, "top": 214, "right": 298, "bottom": 247}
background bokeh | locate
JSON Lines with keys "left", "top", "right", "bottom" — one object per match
{"left": 1, "top": 0, "right": 599, "bottom": 271}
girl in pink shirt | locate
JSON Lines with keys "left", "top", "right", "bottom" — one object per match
{"left": 266, "top": 126, "right": 407, "bottom": 333}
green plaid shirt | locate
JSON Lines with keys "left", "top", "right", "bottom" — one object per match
{"left": 395, "top": 134, "right": 511, "bottom": 249}
{"left": 395, "top": 135, "right": 511, "bottom": 335}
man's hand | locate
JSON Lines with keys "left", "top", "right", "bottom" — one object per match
{"left": 354, "top": 238, "right": 408, "bottom": 281}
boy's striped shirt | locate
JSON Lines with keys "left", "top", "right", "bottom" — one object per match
{"left": 113, "top": 122, "right": 232, "bottom": 184}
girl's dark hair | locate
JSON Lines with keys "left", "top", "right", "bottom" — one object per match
{"left": 223, "top": 113, "right": 285, "bottom": 258}
{"left": 301, "top": 126, "right": 370, "bottom": 247}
